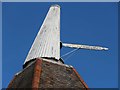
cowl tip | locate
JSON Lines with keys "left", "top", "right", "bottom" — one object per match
{"left": 51, "top": 4, "right": 60, "bottom": 8}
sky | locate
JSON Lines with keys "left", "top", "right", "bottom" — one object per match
{"left": 2, "top": 2, "right": 118, "bottom": 88}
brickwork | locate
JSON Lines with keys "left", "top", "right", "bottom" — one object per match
{"left": 7, "top": 61, "right": 35, "bottom": 88}
{"left": 7, "top": 58, "right": 89, "bottom": 89}
{"left": 40, "top": 60, "right": 86, "bottom": 88}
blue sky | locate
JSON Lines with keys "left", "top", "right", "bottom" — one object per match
{"left": 2, "top": 2, "right": 118, "bottom": 88}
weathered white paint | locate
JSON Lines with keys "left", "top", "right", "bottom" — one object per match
{"left": 62, "top": 43, "right": 108, "bottom": 51}
{"left": 24, "top": 5, "right": 60, "bottom": 64}
{"left": 24, "top": 4, "right": 108, "bottom": 66}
